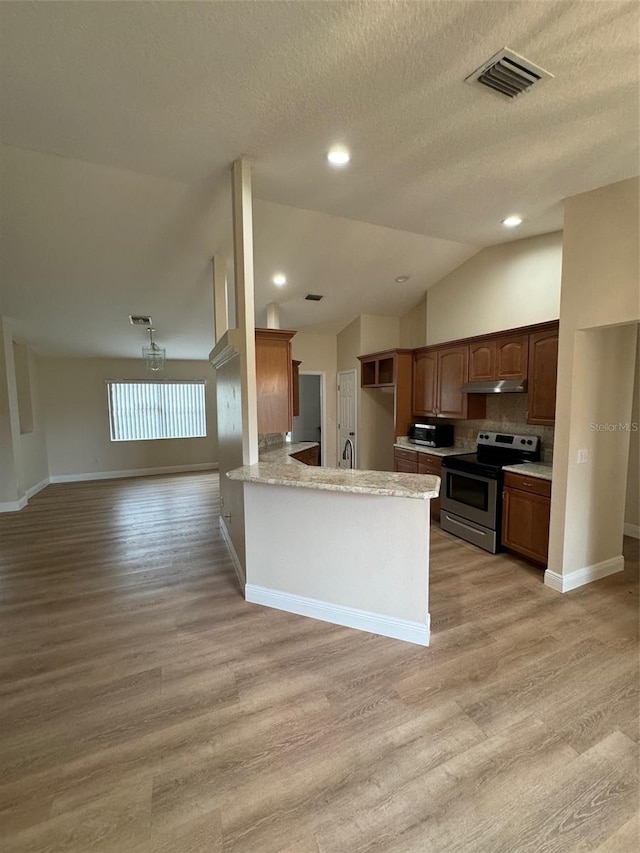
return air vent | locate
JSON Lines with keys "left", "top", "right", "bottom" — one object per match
{"left": 129, "top": 314, "right": 152, "bottom": 326}
{"left": 305, "top": 294, "right": 323, "bottom": 301}
{"left": 465, "top": 48, "right": 553, "bottom": 99}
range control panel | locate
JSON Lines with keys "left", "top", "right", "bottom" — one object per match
{"left": 477, "top": 431, "right": 540, "bottom": 451}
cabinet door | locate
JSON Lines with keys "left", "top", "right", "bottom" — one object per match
{"left": 292, "top": 360, "right": 302, "bottom": 417}
{"left": 394, "top": 455, "right": 418, "bottom": 473}
{"left": 496, "top": 335, "right": 528, "bottom": 380}
{"left": 437, "top": 346, "right": 469, "bottom": 418}
{"left": 469, "top": 340, "right": 496, "bottom": 381}
{"left": 255, "top": 331, "right": 293, "bottom": 434}
{"left": 412, "top": 350, "right": 438, "bottom": 416}
{"left": 502, "top": 487, "right": 551, "bottom": 565}
{"left": 528, "top": 329, "right": 558, "bottom": 425}
{"left": 418, "top": 454, "right": 442, "bottom": 520}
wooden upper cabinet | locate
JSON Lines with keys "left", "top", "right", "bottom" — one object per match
{"left": 437, "top": 346, "right": 469, "bottom": 418}
{"left": 469, "top": 335, "right": 528, "bottom": 381}
{"left": 412, "top": 349, "right": 438, "bottom": 416}
{"left": 358, "top": 349, "right": 414, "bottom": 440}
{"left": 413, "top": 345, "right": 486, "bottom": 420}
{"left": 496, "top": 334, "right": 528, "bottom": 380}
{"left": 358, "top": 349, "right": 412, "bottom": 388}
{"left": 291, "top": 360, "right": 302, "bottom": 418}
{"left": 255, "top": 328, "right": 296, "bottom": 434}
{"left": 469, "top": 340, "right": 496, "bottom": 382}
{"left": 528, "top": 327, "right": 559, "bottom": 425}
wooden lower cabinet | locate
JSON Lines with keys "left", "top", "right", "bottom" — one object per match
{"left": 393, "top": 448, "right": 442, "bottom": 520}
{"left": 418, "top": 454, "right": 442, "bottom": 521}
{"left": 501, "top": 472, "right": 551, "bottom": 565}
{"left": 393, "top": 447, "right": 418, "bottom": 473}
{"left": 290, "top": 445, "right": 319, "bottom": 466}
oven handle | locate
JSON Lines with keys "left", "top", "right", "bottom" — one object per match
{"left": 442, "top": 514, "right": 489, "bottom": 537}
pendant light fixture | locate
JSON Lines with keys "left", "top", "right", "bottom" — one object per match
{"left": 143, "top": 326, "right": 166, "bottom": 372}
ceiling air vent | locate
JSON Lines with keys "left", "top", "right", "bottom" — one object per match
{"left": 465, "top": 48, "right": 553, "bottom": 99}
{"left": 129, "top": 314, "right": 152, "bottom": 326}
{"left": 305, "top": 294, "right": 323, "bottom": 301}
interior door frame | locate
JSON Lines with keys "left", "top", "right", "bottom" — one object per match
{"left": 337, "top": 368, "right": 358, "bottom": 469}
{"left": 296, "top": 370, "right": 327, "bottom": 466}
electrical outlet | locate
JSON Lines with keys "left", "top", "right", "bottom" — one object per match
{"left": 577, "top": 448, "right": 588, "bottom": 464}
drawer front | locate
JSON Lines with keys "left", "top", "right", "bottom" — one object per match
{"left": 394, "top": 447, "right": 418, "bottom": 463}
{"left": 417, "top": 456, "right": 441, "bottom": 476}
{"left": 504, "top": 472, "right": 551, "bottom": 497}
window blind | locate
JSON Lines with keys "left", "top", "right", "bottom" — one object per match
{"left": 107, "top": 381, "right": 206, "bottom": 441}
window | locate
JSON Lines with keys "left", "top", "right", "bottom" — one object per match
{"left": 107, "top": 381, "right": 206, "bottom": 441}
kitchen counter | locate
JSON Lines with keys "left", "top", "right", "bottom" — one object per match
{"left": 228, "top": 441, "right": 437, "bottom": 645}
{"left": 228, "top": 461, "right": 439, "bottom": 500}
{"left": 394, "top": 437, "right": 471, "bottom": 458}
{"left": 258, "top": 440, "right": 319, "bottom": 464}
{"left": 502, "top": 461, "right": 553, "bottom": 481}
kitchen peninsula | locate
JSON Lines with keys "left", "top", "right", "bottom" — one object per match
{"left": 228, "top": 441, "right": 439, "bottom": 646}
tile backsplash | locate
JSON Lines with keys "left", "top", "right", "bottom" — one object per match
{"left": 445, "top": 395, "right": 554, "bottom": 461}
{"left": 258, "top": 432, "right": 287, "bottom": 450}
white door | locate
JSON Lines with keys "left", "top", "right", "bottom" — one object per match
{"left": 337, "top": 369, "right": 357, "bottom": 469}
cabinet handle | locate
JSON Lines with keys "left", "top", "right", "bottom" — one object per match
{"left": 522, "top": 481, "right": 533, "bottom": 487}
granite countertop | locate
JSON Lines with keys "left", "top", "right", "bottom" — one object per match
{"left": 228, "top": 438, "right": 440, "bottom": 499}
{"left": 394, "top": 437, "right": 472, "bottom": 458}
{"left": 228, "top": 464, "right": 439, "bottom": 500}
{"left": 258, "top": 441, "right": 319, "bottom": 464}
{"left": 502, "top": 461, "right": 553, "bottom": 481}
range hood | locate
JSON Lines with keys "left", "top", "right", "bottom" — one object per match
{"left": 461, "top": 379, "right": 527, "bottom": 394}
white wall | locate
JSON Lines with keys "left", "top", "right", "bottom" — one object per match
{"left": 337, "top": 314, "right": 400, "bottom": 471}
{"left": 625, "top": 332, "right": 640, "bottom": 535}
{"left": 244, "top": 482, "right": 431, "bottom": 643}
{"left": 425, "top": 232, "right": 562, "bottom": 344}
{"left": 40, "top": 357, "right": 218, "bottom": 478}
{"left": 548, "top": 177, "right": 640, "bottom": 587}
{"left": 215, "top": 351, "right": 246, "bottom": 575}
{"left": 0, "top": 318, "right": 22, "bottom": 506}
{"left": 400, "top": 298, "right": 427, "bottom": 349}
{"left": 19, "top": 348, "right": 49, "bottom": 492}
{"left": 291, "top": 332, "right": 337, "bottom": 467}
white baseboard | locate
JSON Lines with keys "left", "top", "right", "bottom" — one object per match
{"left": 544, "top": 554, "right": 624, "bottom": 593}
{"left": 26, "top": 478, "right": 50, "bottom": 500}
{"left": 219, "top": 515, "right": 246, "bottom": 590}
{"left": 0, "top": 496, "right": 28, "bottom": 513}
{"left": 245, "top": 584, "right": 430, "bottom": 646}
{"left": 49, "top": 462, "right": 218, "bottom": 484}
{"left": 624, "top": 522, "right": 640, "bottom": 539}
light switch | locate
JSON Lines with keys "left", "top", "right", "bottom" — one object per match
{"left": 577, "top": 448, "right": 588, "bottom": 464}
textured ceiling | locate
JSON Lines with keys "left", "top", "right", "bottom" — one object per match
{"left": 0, "top": 1, "right": 638, "bottom": 357}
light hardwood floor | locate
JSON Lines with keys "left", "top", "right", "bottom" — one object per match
{"left": 0, "top": 473, "right": 638, "bottom": 852}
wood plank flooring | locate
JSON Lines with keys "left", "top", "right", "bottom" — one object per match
{"left": 0, "top": 472, "right": 638, "bottom": 852}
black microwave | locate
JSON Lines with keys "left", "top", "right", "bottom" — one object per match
{"left": 408, "top": 423, "right": 454, "bottom": 448}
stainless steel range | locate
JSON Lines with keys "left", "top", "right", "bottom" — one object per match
{"left": 440, "top": 431, "right": 540, "bottom": 553}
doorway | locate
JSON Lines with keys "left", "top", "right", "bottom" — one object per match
{"left": 337, "top": 369, "right": 357, "bottom": 469}
{"left": 292, "top": 373, "right": 324, "bottom": 465}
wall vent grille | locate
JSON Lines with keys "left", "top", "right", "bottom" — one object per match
{"left": 129, "top": 315, "right": 152, "bottom": 326}
{"left": 305, "top": 294, "right": 323, "bottom": 301}
{"left": 466, "top": 48, "right": 553, "bottom": 99}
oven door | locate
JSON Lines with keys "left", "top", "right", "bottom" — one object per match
{"left": 440, "top": 468, "right": 498, "bottom": 530}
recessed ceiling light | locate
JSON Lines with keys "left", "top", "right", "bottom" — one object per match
{"left": 272, "top": 274, "right": 287, "bottom": 286}
{"left": 327, "top": 147, "right": 350, "bottom": 166}
{"left": 395, "top": 275, "right": 410, "bottom": 283}
{"left": 502, "top": 215, "right": 523, "bottom": 227}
